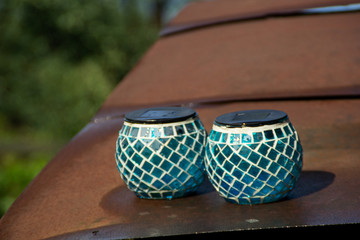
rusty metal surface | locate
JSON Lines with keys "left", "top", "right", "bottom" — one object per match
{"left": 1, "top": 0, "right": 360, "bottom": 239}
{"left": 167, "top": 0, "right": 359, "bottom": 26}
{"left": 2, "top": 99, "right": 359, "bottom": 240}
{"left": 160, "top": 0, "right": 360, "bottom": 36}
{"left": 102, "top": 5, "right": 360, "bottom": 110}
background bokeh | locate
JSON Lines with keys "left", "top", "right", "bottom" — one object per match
{"left": 0, "top": 0, "right": 192, "bottom": 217}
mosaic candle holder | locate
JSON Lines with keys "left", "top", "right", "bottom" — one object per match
{"left": 115, "top": 107, "right": 207, "bottom": 199}
{"left": 205, "top": 109, "right": 303, "bottom": 204}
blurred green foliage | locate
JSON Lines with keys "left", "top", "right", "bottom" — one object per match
{"left": 0, "top": 0, "right": 160, "bottom": 216}
{"left": 0, "top": 152, "right": 49, "bottom": 215}
{"left": 0, "top": 0, "right": 159, "bottom": 139}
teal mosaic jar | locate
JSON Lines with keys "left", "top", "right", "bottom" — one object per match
{"left": 205, "top": 109, "right": 303, "bottom": 204}
{"left": 115, "top": 107, "right": 207, "bottom": 199}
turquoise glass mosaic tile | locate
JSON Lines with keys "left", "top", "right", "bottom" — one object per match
{"left": 205, "top": 110, "right": 303, "bottom": 205}
{"left": 116, "top": 111, "right": 207, "bottom": 200}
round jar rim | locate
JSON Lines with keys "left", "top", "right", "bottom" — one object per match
{"left": 124, "top": 106, "right": 197, "bottom": 124}
{"left": 214, "top": 109, "right": 288, "bottom": 128}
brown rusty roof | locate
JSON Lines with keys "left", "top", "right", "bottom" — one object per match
{"left": 1, "top": 0, "right": 360, "bottom": 239}
{"left": 100, "top": 0, "right": 360, "bottom": 109}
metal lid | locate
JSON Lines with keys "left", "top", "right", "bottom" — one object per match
{"left": 124, "top": 107, "right": 197, "bottom": 124}
{"left": 214, "top": 109, "right": 288, "bottom": 127}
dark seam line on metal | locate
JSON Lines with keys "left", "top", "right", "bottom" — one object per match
{"left": 45, "top": 220, "right": 360, "bottom": 239}
{"left": 159, "top": 3, "right": 360, "bottom": 37}
{"left": 91, "top": 94, "right": 359, "bottom": 124}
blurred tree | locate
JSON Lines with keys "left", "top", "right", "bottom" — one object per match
{"left": 0, "top": 0, "right": 159, "bottom": 140}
